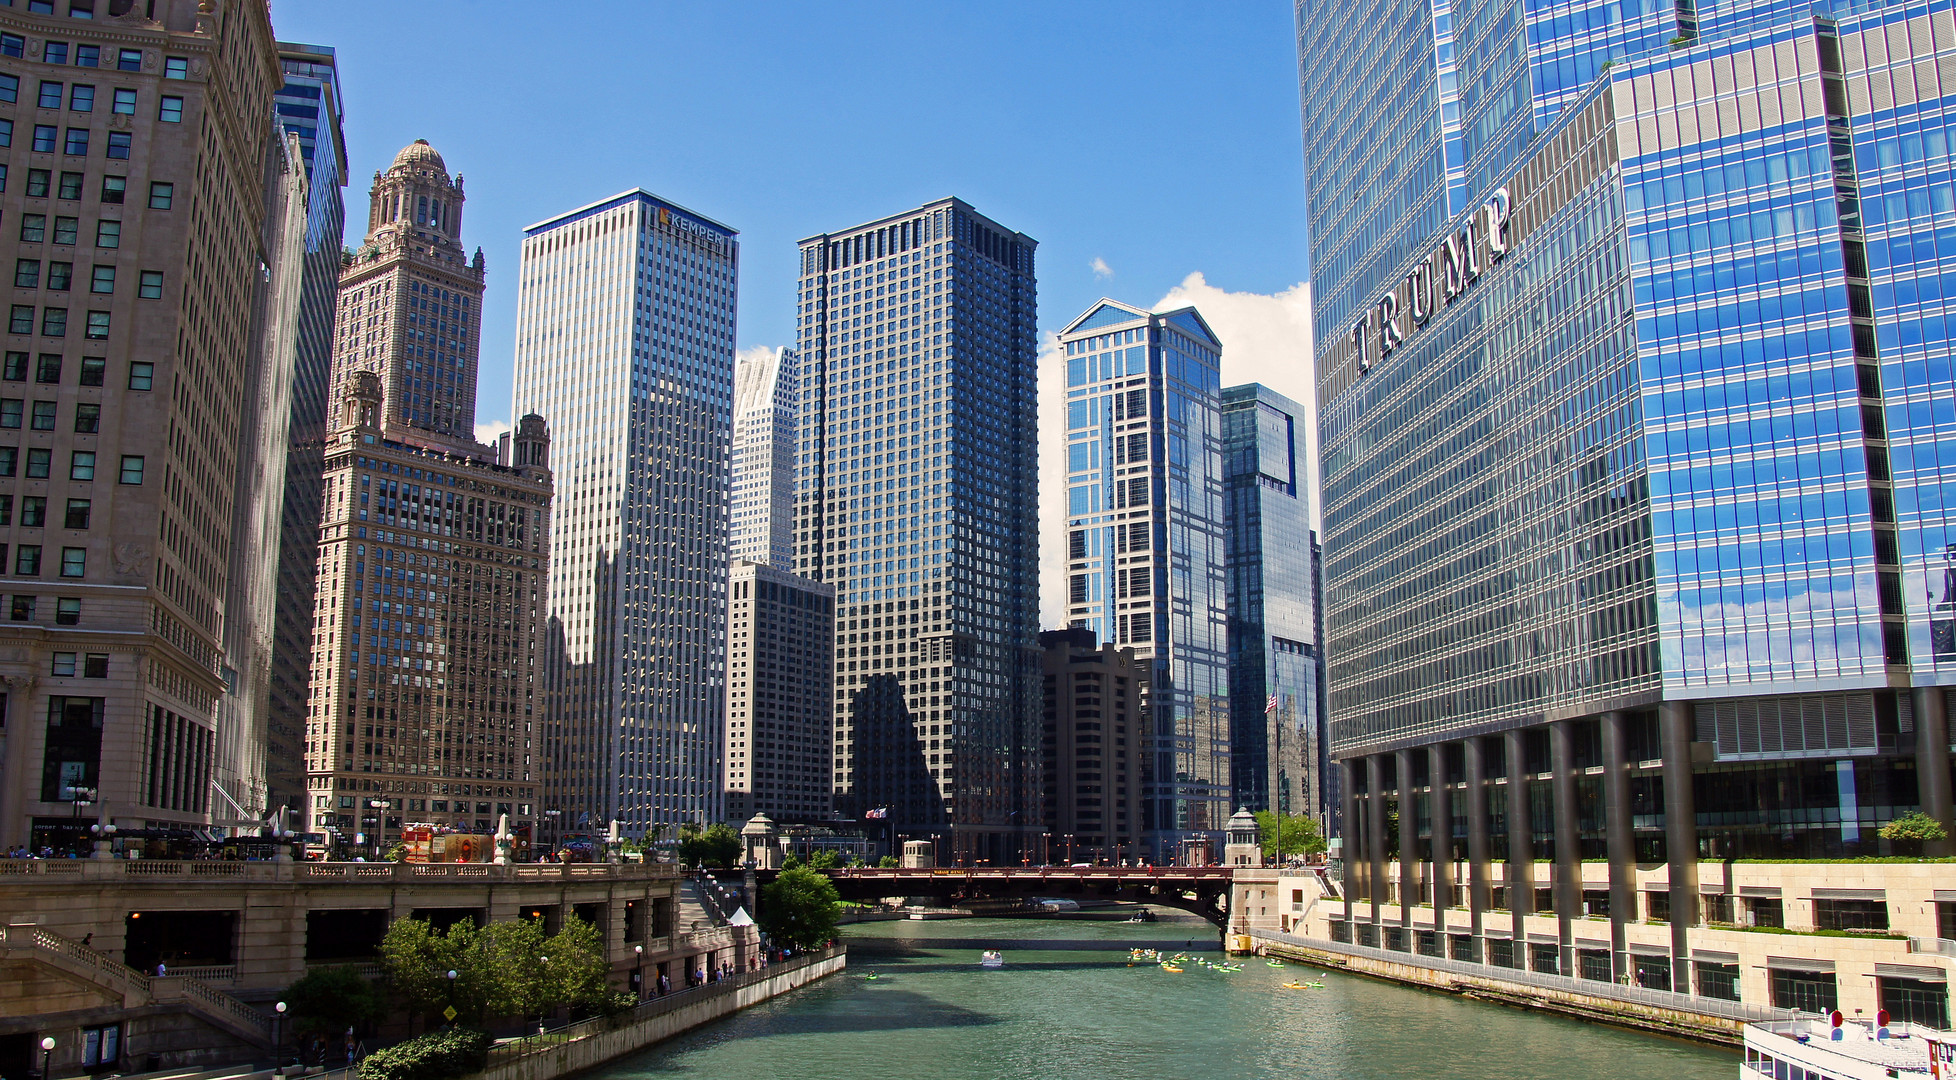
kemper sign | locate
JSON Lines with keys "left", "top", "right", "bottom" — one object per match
{"left": 1350, "top": 186, "right": 1511, "bottom": 374}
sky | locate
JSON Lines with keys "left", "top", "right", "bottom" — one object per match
{"left": 269, "top": 1, "right": 1320, "bottom": 625}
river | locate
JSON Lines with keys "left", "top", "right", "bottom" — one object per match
{"left": 600, "top": 914, "right": 1738, "bottom": 1080}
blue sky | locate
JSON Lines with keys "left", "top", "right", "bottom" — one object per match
{"left": 270, "top": 1, "right": 1314, "bottom": 433}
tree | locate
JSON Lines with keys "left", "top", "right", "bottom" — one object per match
{"left": 1255, "top": 810, "right": 1327, "bottom": 861}
{"left": 806, "top": 848, "right": 842, "bottom": 870}
{"left": 285, "top": 965, "right": 385, "bottom": 1038}
{"left": 379, "top": 913, "right": 612, "bottom": 1026}
{"left": 542, "top": 916, "right": 612, "bottom": 1015}
{"left": 760, "top": 865, "right": 840, "bottom": 951}
{"left": 379, "top": 917, "right": 455, "bottom": 1019}
{"left": 877, "top": 855, "right": 901, "bottom": 868}
{"left": 1879, "top": 811, "right": 1950, "bottom": 854}
{"left": 677, "top": 822, "right": 742, "bottom": 867}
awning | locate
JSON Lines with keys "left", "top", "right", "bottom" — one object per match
{"left": 1811, "top": 888, "right": 1884, "bottom": 901}
{"left": 1766, "top": 956, "right": 1835, "bottom": 973}
{"left": 1739, "top": 886, "right": 1782, "bottom": 898}
{"left": 1875, "top": 964, "right": 1946, "bottom": 982}
{"left": 1693, "top": 950, "right": 1740, "bottom": 964}
{"left": 1629, "top": 942, "right": 1672, "bottom": 957}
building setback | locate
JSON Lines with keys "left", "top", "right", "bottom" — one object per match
{"left": 0, "top": 0, "right": 288, "bottom": 850}
{"left": 264, "top": 40, "right": 347, "bottom": 821}
{"left": 1055, "top": 299, "right": 1228, "bottom": 860}
{"left": 1037, "top": 627, "right": 1144, "bottom": 864}
{"left": 723, "top": 559, "right": 835, "bottom": 823}
{"left": 730, "top": 347, "right": 795, "bottom": 568}
{"left": 512, "top": 190, "right": 736, "bottom": 837}
{"left": 1300, "top": 0, "right": 1956, "bottom": 990}
{"left": 302, "top": 374, "right": 551, "bottom": 845}
{"left": 1220, "top": 383, "right": 1329, "bottom": 835}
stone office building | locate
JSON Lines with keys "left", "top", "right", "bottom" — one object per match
{"left": 1037, "top": 627, "right": 1144, "bottom": 864}
{"left": 723, "top": 559, "right": 835, "bottom": 823}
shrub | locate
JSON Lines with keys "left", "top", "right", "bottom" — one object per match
{"left": 358, "top": 1027, "right": 491, "bottom": 1080}
{"left": 1879, "top": 811, "right": 1950, "bottom": 844}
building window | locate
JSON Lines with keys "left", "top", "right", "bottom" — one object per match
{"left": 19, "top": 216, "right": 46, "bottom": 244}
{"left": 25, "top": 448, "right": 48, "bottom": 478}
{"left": 84, "top": 311, "right": 107, "bottom": 339}
{"left": 117, "top": 49, "right": 140, "bottom": 72}
{"left": 69, "top": 450, "right": 92, "bottom": 480}
{"left": 147, "top": 181, "right": 171, "bottom": 209}
{"left": 39, "top": 309, "right": 65, "bottom": 338}
{"left": 8, "top": 595, "right": 31, "bottom": 620}
{"left": 110, "top": 87, "right": 133, "bottom": 115}
{"left": 68, "top": 85, "right": 92, "bottom": 112}
{"left": 0, "top": 37, "right": 21, "bottom": 61}
{"left": 55, "top": 597, "right": 79, "bottom": 624}
{"left": 136, "top": 271, "right": 160, "bottom": 299}
{"left": 52, "top": 217, "right": 76, "bottom": 245}
{"left": 52, "top": 652, "right": 76, "bottom": 676}
{"left": 25, "top": 169, "right": 48, "bottom": 198}
{"left": 39, "top": 695, "right": 103, "bottom": 802}
{"left": 1813, "top": 898, "right": 1888, "bottom": 932}
{"left": 0, "top": 400, "right": 18, "bottom": 428}
{"left": 56, "top": 171, "right": 81, "bottom": 200}
{"left": 38, "top": 81, "right": 63, "bottom": 109}
{"left": 79, "top": 1025, "right": 117, "bottom": 1071}
{"left": 117, "top": 454, "right": 141, "bottom": 484}
{"left": 14, "top": 259, "right": 39, "bottom": 288}
{"left": 63, "top": 128, "right": 87, "bottom": 155}
{"left": 105, "top": 131, "right": 128, "bottom": 159}
{"left": 72, "top": 402, "right": 96, "bottom": 432}
{"left": 0, "top": 165, "right": 8, "bottom": 193}
{"left": 69, "top": 0, "right": 96, "bottom": 17}
{"left": 163, "top": 56, "right": 187, "bottom": 80}
{"left": 1770, "top": 968, "right": 1838, "bottom": 1013}
{"left": 89, "top": 265, "right": 112, "bottom": 293}
{"left": 64, "top": 498, "right": 88, "bottom": 529}
{"left": 59, "top": 547, "right": 84, "bottom": 578}
{"left": 157, "top": 95, "right": 181, "bottom": 123}
{"left": 31, "top": 124, "right": 55, "bottom": 153}
{"left": 30, "top": 401, "right": 54, "bottom": 430}
{"left": 1, "top": 354, "right": 20, "bottom": 381}
{"left": 20, "top": 496, "right": 43, "bottom": 525}
{"left": 15, "top": 544, "right": 41, "bottom": 575}
{"left": 46, "top": 262, "right": 69, "bottom": 291}
{"left": 0, "top": 118, "right": 13, "bottom": 148}
{"left": 94, "top": 220, "right": 119, "bottom": 248}
{"left": 127, "top": 360, "right": 151, "bottom": 390}
{"left": 75, "top": 45, "right": 98, "bottom": 67}
{"left": 100, "top": 175, "right": 124, "bottom": 203}
{"left": 35, "top": 355, "right": 60, "bottom": 383}
{"left": 83, "top": 652, "right": 106, "bottom": 678}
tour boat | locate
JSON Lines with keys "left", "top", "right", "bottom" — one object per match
{"left": 979, "top": 950, "right": 1004, "bottom": 968}
{"left": 1742, "top": 1014, "right": 1955, "bottom": 1080}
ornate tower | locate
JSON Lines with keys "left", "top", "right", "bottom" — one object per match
{"left": 330, "top": 139, "right": 486, "bottom": 441}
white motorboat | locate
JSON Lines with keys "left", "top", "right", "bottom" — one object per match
{"left": 979, "top": 950, "right": 1004, "bottom": 968}
{"left": 1743, "top": 1014, "right": 1954, "bottom": 1079}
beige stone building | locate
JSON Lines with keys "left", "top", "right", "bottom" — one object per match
{"left": 0, "top": 0, "right": 290, "bottom": 850}
{"left": 1037, "top": 628, "right": 1143, "bottom": 864}
{"left": 723, "top": 559, "right": 834, "bottom": 823}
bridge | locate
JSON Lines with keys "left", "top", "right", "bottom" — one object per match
{"left": 748, "top": 865, "right": 1241, "bottom": 926}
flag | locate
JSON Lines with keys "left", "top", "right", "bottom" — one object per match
{"left": 864, "top": 807, "right": 889, "bottom": 820}
{"left": 1266, "top": 693, "right": 1279, "bottom": 714}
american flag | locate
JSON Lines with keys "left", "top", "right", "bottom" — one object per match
{"left": 864, "top": 807, "right": 889, "bottom": 820}
{"left": 1266, "top": 693, "right": 1279, "bottom": 714}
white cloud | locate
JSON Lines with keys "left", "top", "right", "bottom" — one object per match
{"left": 475, "top": 418, "right": 509, "bottom": 447}
{"left": 1038, "top": 274, "right": 1320, "bottom": 629}
{"left": 736, "top": 344, "right": 781, "bottom": 368}
{"left": 1090, "top": 256, "right": 1113, "bottom": 279}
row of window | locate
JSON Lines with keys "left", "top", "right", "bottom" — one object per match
{"left": 0, "top": 446, "right": 139, "bottom": 481}
{"left": 2, "top": 169, "right": 171, "bottom": 208}
{"left": 0, "top": 494, "right": 88, "bottom": 526}
{"left": 2, "top": 352, "right": 146, "bottom": 386}
{"left": 2, "top": 122, "right": 134, "bottom": 157}
{"left": 5, "top": 77, "right": 158, "bottom": 119}
{"left": 48, "top": 649, "right": 104, "bottom": 676}
{"left": 15, "top": 260, "right": 157, "bottom": 296}
{"left": 0, "top": 541, "right": 87, "bottom": 576}
{"left": 0, "top": 398, "right": 94, "bottom": 429}
{"left": 5, "top": 304, "right": 106, "bottom": 337}
{"left": 15, "top": 214, "right": 142, "bottom": 247}
{"left": 6, "top": 593, "right": 80, "bottom": 622}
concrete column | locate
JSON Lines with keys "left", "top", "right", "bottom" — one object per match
{"left": 1464, "top": 736, "right": 1491, "bottom": 959}
{"left": 1428, "top": 742, "right": 1452, "bottom": 941}
{"left": 1503, "top": 727, "right": 1533, "bottom": 945}
{"left": 1661, "top": 700, "right": 1699, "bottom": 991}
{"left": 1601, "top": 710, "right": 1635, "bottom": 983}
{"left": 1914, "top": 687, "right": 1955, "bottom": 857}
{"left": 1339, "top": 758, "right": 1361, "bottom": 925}
{"left": 1366, "top": 754, "right": 1386, "bottom": 928}
{"left": 1549, "top": 721, "right": 1580, "bottom": 974}
{"left": 1395, "top": 748, "right": 1418, "bottom": 934}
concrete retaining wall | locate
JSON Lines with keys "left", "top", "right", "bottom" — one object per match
{"left": 469, "top": 952, "right": 845, "bottom": 1080}
{"left": 1259, "top": 938, "right": 1750, "bottom": 1045}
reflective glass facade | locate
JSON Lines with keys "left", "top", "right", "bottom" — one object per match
{"left": 512, "top": 190, "right": 737, "bottom": 836}
{"left": 1056, "top": 301, "right": 1229, "bottom": 856}
{"left": 792, "top": 199, "right": 1041, "bottom": 865}
{"left": 1221, "top": 384, "right": 1330, "bottom": 834}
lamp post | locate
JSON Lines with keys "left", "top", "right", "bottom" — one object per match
{"left": 445, "top": 968, "right": 458, "bottom": 1027}
{"left": 89, "top": 820, "right": 117, "bottom": 860}
{"left": 634, "top": 944, "right": 644, "bottom": 1000}
{"left": 367, "top": 799, "right": 392, "bottom": 859}
{"left": 39, "top": 1036, "right": 54, "bottom": 1080}
{"left": 273, "top": 1000, "right": 287, "bottom": 1076}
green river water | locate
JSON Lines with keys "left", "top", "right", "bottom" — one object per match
{"left": 600, "top": 915, "right": 1738, "bottom": 1080}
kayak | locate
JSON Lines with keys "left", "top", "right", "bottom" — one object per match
{"left": 1161, "top": 965, "right": 1183, "bottom": 973}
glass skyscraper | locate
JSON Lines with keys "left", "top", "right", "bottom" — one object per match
{"left": 731, "top": 347, "right": 796, "bottom": 567}
{"left": 1220, "top": 383, "right": 1328, "bottom": 835}
{"left": 1304, "top": 0, "right": 1956, "bottom": 985}
{"left": 512, "top": 190, "right": 737, "bottom": 836}
{"left": 792, "top": 198, "right": 1040, "bottom": 864}
{"left": 1056, "top": 300, "right": 1230, "bottom": 858}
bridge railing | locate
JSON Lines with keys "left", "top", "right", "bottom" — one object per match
{"left": 0, "top": 858, "right": 680, "bottom": 884}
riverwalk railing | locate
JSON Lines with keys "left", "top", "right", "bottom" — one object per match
{"left": 1253, "top": 928, "right": 1796, "bottom": 1025}
{"left": 0, "top": 858, "right": 680, "bottom": 883}
{"left": 481, "top": 946, "right": 846, "bottom": 1068}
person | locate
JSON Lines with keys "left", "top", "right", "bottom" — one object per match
{"left": 79, "top": 933, "right": 91, "bottom": 948}
{"left": 658, "top": 972, "right": 669, "bottom": 996}
{"left": 155, "top": 961, "right": 167, "bottom": 977}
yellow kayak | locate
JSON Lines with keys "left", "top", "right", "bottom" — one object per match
{"left": 1161, "top": 965, "right": 1183, "bottom": 973}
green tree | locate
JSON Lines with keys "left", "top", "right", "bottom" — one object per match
{"left": 542, "top": 915, "right": 612, "bottom": 1014}
{"left": 379, "top": 918, "right": 456, "bottom": 1019}
{"left": 806, "top": 848, "right": 842, "bottom": 870}
{"left": 285, "top": 965, "right": 385, "bottom": 1038}
{"left": 1255, "top": 810, "right": 1327, "bottom": 860}
{"left": 1879, "top": 811, "right": 1950, "bottom": 854}
{"left": 760, "top": 865, "right": 841, "bottom": 951}
{"left": 877, "top": 855, "right": 901, "bottom": 868}
{"left": 478, "top": 918, "right": 550, "bottom": 1019}
{"left": 677, "top": 822, "right": 742, "bottom": 867}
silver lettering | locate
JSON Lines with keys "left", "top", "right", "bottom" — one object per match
{"left": 1484, "top": 186, "right": 1512, "bottom": 255}
{"left": 1350, "top": 313, "right": 1372, "bottom": 373}
{"left": 1439, "top": 232, "right": 1468, "bottom": 300}
{"left": 1377, "top": 292, "right": 1402, "bottom": 353}
{"left": 1408, "top": 263, "right": 1433, "bottom": 323}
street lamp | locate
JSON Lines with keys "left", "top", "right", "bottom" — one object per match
{"left": 89, "top": 820, "right": 117, "bottom": 860}
{"left": 445, "top": 969, "right": 458, "bottom": 1027}
{"left": 367, "top": 799, "right": 392, "bottom": 859}
{"left": 633, "top": 945, "right": 644, "bottom": 1000}
{"left": 273, "top": 1001, "right": 287, "bottom": 1076}
{"left": 39, "top": 1036, "right": 53, "bottom": 1080}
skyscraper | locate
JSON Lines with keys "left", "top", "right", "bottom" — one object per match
{"left": 723, "top": 559, "right": 835, "bottom": 823}
{"left": 1037, "top": 627, "right": 1145, "bottom": 864}
{"left": 0, "top": 0, "right": 289, "bottom": 849}
{"left": 265, "top": 40, "right": 347, "bottom": 820}
{"left": 512, "top": 190, "right": 737, "bottom": 836}
{"left": 731, "top": 347, "right": 796, "bottom": 567}
{"left": 1220, "top": 383, "right": 1327, "bottom": 833}
{"left": 1303, "top": 0, "right": 1956, "bottom": 986}
{"left": 334, "top": 139, "right": 482, "bottom": 441}
{"left": 792, "top": 199, "right": 1040, "bottom": 864}
{"left": 1055, "top": 299, "right": 1229, "bottom": 859}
